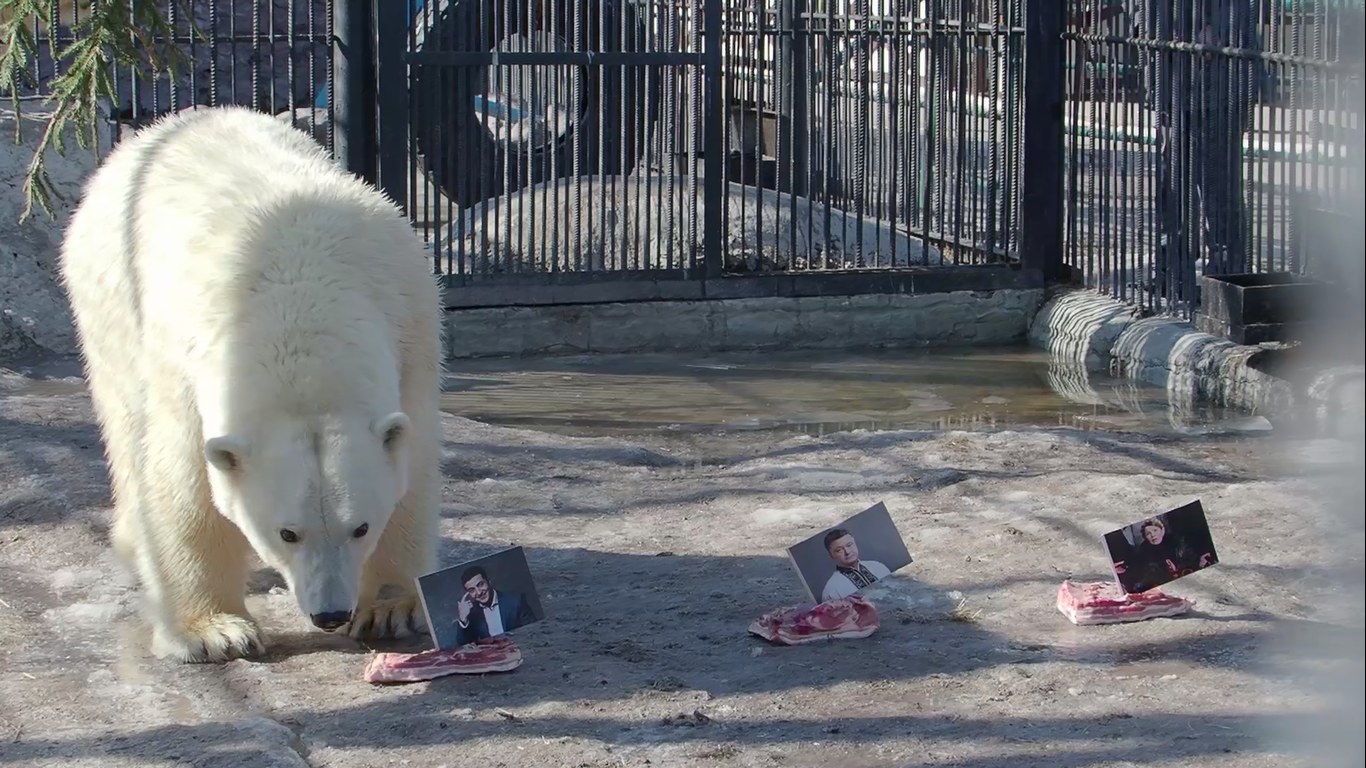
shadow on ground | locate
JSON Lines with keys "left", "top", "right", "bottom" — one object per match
{"left": 6, "top": 532, "right": 1354, "bottom": 767}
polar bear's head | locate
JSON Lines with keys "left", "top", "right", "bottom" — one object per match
{"left": 201, "top": 411, "right": 412, "bottom": 631}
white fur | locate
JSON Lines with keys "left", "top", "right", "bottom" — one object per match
{"left": 58, "top": 106, "right": 443, "bottom": 663}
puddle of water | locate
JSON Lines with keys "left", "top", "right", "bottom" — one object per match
{"left": 441, "top": 346, "right": 1257, "bottom": 438}
{"left": 1, "top": 355, "right": 87, "bottom": 396}
{"left": 0, "top": 378, "right": 87, "bottom": 397}
{"left": 4, "top": 347, "right": 1261, "bottom": 439}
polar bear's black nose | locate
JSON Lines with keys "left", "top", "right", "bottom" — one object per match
{"left": 311, "top": 611, "right": 352, "bottom": 630}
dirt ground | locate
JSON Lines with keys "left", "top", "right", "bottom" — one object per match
{"left": 1, "top": 355, "right": 1362, "bottom": 768}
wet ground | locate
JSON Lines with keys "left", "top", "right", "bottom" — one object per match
{"left": 1, "top": 348, "right": 1362, "bottom": 768}
{"left": 8, "top": 346, "right": 1261, "bottom": 439}
{"left": 441, "top": 347, "right": 1260, "bottom": 438}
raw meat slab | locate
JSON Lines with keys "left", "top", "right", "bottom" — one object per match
{"left": 363, "top": 635, "right": 523, "bottom": 684}
{"left": 748, "top": 595, "right": 880, "bottom": 645}
{"left": 1056, "top": 580, "right": 1194, "bottom": 626}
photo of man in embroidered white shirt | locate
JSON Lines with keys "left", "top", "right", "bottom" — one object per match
{"left": 786, "top": 502, "right": 913, "bottom": 603}
{"left": 819, "top": 528, "right": 893, "bottom": 601}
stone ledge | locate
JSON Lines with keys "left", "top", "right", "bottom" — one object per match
{"left": 445, "top": 288, "right": 1046, "bottom": 359}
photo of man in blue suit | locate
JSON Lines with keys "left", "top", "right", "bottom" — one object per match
{"left": 453, "top": 565, "right": 536, "bottom": 646}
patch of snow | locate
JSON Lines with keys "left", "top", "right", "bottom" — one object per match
{"left": 752, "top": 505, "right": 838, "bottom": 527}
{"left": 42, "top": 601, "right": 126, "bottom": 624}
{"left": 432, "top": 174, "right": 945, "bottom": 274}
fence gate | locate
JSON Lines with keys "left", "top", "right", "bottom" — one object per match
{"left": 378, "top": 0, "right": 1043, "bottom": 308}
{"left": 4, "top": 0, "right": 1048, "bottom": 309}
{"left": 383, "top": 0, "right": 711, "bottom": 301}
{"left": 10, "top": 1, "right": 1354, "bottom": 318}
{"left": 1061, "top": 0, "right": 1365, "bottom": 318}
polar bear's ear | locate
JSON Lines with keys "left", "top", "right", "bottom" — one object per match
{"left": 373, "top": 412, "right": 411, "bottom": 453}
{"left": 205, "top": 435, "right": 249, "bottom": 473}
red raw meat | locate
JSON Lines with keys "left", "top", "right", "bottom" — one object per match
{"left": 363, "top": 635, "right": 522, "bottom": 684}
{"left": 748, "top": 595, "right": 880, "bottom": 645}
{"left": 1056, "top": 580, "right": 1194, "bottom": 626}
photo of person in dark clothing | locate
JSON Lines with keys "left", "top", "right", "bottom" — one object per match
{"left": 1104, "top": 500, "right": 1220, "bottom": 593}
{"left": 415, "top": 545, "right": 545, "bottom": 651}
{"left": 452, "top": 565, "right": 536, "bottom": 646}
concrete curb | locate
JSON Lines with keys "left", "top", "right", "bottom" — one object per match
{"left": 1027, "top": 289, "right": 1363, "bottom": 432}
{"left": 447, "top": 288, "right": 1046, "bottom": 359}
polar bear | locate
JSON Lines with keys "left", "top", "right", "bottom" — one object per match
{"left": 58, "top": 105, "right": 443, "bottom": 662}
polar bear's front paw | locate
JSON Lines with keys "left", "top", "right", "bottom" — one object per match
{"left": 347, "top": 595, "right": 428, "bottom": 640}
{"left": 154, "top": 613, "right": 266, "bottom": 663}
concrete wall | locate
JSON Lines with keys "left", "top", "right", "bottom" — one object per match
{"left": 445, "top": 288, "right": 1046, "bottom": 359}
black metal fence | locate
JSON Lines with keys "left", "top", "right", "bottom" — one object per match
{"left": 390, "top": 0, "right": 1040, "bottom": 307}
{"left": 3, "top": 1, "right": 333, "bottom": 149}
{"left": 5, "top": 1, "right": 1360, "bottom": 315}
{"left": 1062, "top": 0, "right": 1364, "bottom": 317}
{"left": 397, "top": 0, "right": 705, "bottom": 281}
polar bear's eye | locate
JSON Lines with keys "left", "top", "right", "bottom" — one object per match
{"left": 279, "top": 529, "right": 300, "bottom": 544}
{"left": 352, "top": 523, "right": 369, "bottom": 539}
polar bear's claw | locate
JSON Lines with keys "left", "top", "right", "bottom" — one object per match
{"left": 347, "top": 595, "right": 428, "bottom": 640}
{"left": 155, "top": 613, "right": 266, "bottom": 663}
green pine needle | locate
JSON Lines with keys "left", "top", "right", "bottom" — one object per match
{"left": 0, "top": 0, "right": 201, "bottom": 222}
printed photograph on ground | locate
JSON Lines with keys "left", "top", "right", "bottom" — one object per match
{"left": 1104, "top": 499, "right": 1220, "bottom": 594}
{"left": 416, "top": 546, "right": 545, "bottom": 650}
{"left": 787, "top": 501, "right": 914, "bottom": 603}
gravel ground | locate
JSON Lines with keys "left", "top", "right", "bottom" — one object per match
{"left": 0, "top": 356, "right": 1362, "bottom": 768}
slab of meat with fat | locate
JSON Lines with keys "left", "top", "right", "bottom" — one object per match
{"left": 363, "top": 635, "right": 523, "bottom": 684}
{"left": 1056, "top": 580, "right": 1194, "bottom": 626}
{"left": 748, "top": 595, "right": 880, "bottom": 645}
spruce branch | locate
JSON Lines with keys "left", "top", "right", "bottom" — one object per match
{"left": 0, "top": 0, "right": 201, "bottom": 222}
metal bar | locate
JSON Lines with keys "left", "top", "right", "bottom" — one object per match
{"left": 688, "top": 0, "right": 703, "bottom": 275}
{"left": 1019, "top": 0, "right": 1064, "bottom": 281}
{"left": 1064, "top": 32, "right": 1361, "bottom": 71}
{"left": 702, "top": 0, "right": 724, "bottom": 280}
{"left": 797, "top": 16, "right": 1026, "bottom": 35}
{"left": 331, "top": 0, "right": 373, "bottom": 178}
{"left": 374, "top": 0, "right": 407, "bottom": 210}
{"left": 402, "top": 49, "right": 707, "bottom": 65}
